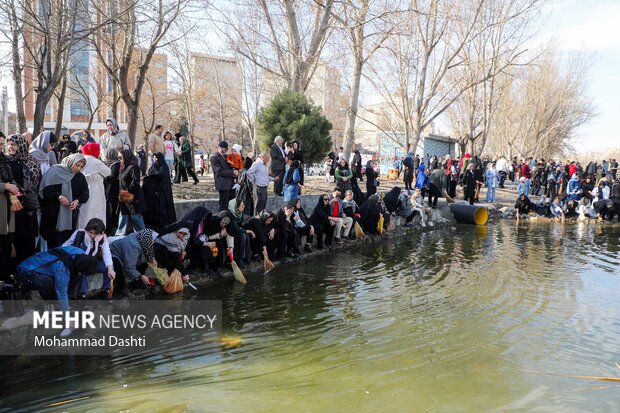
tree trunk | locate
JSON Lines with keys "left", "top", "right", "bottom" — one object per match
{"left": 11, "top": 26, "right": 27, "bottom": 133}
{"left": 342, "top": 59, "right": 363, "bottom": 162}
{"left": 126, "top": 105, "right": 138, "bottom": 147}
{"left": 32, "top": 99, "right": 47, "bottom": 137}
{"left": 54, "top": 75, "right": 68, "bottom": 138}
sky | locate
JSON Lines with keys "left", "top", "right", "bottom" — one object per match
{"left": 540, "top": 0, "right": 620, "bottom": 152}
{"left": 0, "top": 0, "right": 618, "bottom": 154}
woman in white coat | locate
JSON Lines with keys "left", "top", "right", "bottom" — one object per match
{"left": 79, "top": 142, "right": 111, "bottom": 228}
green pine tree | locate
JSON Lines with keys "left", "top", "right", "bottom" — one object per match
{"left": 258, "top": 90, "right": 332, "bottom": 164}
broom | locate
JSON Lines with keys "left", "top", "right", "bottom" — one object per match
{"left": 354, "top": 221, "right": 365, "bottom": 239}
{"left": 263, "top": 253, "right": 276, "bottom": 274}
{"left": 9, "top": 194, "right": 23, "bottom": 212}
{"left": 228, "top": 249, "right": 247, "bottom": 284}
{"left": 106, "top": 279, "right": 114, "bottom": 300}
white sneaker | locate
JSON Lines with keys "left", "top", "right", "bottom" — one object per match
{"left": 428, "top": 222, "right": 434, "bottom": 227}
{"left": 420, "top": 221, "right": 426, "bottom": 227}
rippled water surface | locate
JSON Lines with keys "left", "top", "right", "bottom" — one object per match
{"left": 2, "top": 221, "right": 620, "bottom": 412}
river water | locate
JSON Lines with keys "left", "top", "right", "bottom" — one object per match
{"left": 1, "top": 221, "right": 620, "bottom": 412}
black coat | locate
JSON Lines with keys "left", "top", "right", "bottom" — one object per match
{"left": 142, "top": 162, "right": 176, "bottom": 229}
{"left": 40, "top": 172, "right": 89, "bottom": 241}
{"left": 365, "top": 165, "right": 378, "bottom": 196}
{"left": 359, "top": 199, "right": 380, "bottom": 235}
{"left": 119, "top": 164, "right": 145, "bottom": 214}
{"left": 310, "top": 197, "right": 331, "bottom": 227}
{"left": 210, "top": 153, "right": 235, "bottom": 191}
{"left": 160, "top": 206, "right": 212, "bottom": 247}
{"left": 270, "top": 143, "right": 285, "bottom": 174}
{"left": 351, "top": 152, "right": 363, "bottom": 179}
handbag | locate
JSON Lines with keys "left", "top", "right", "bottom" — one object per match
{"left": 119, "top": 190, "right": 134, "bottom": 204}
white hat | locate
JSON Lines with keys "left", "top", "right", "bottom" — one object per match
{"left": 232, "top": 144, "right": 242, "bottom": 153}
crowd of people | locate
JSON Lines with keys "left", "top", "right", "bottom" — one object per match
{"left": 1, "top": 122, "right": 620, "bottom": 313}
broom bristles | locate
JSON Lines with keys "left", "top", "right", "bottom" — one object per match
{"left": 231, "top": 260, "right": 247, "bottom": 284}
{"left": 107, "top": 281, "right": 114, "bottom": 300}
{"left": 263, "top": 256, "right": 276, "bottom": 274}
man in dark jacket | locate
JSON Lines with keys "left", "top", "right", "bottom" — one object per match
{"left": 210, "top": 141, "right": 238, "bottom": 211}
{"left": 270, "top": 135, "right": 286, "bottom": 196}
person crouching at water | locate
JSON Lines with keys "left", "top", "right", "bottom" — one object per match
{"left": 395, "top": 190, "right": 418, "bottom": 227}
{"left": 310, "top": 194, "right": 335, "bottom": 250}
{"left": 358, "top": 194, "right": 382, "bottom": 235}
{"left": 244, "top": 210, "right": 275, "bottom": 261}
{"left": 550, "top": 196, "right": 566, "bottom": 222}
{"left": 274, "top": 201, "right": 301, "bottom": 260}
{"left": 109, "top": 229, "right": 158, "bottom": 295}
{"left": 412, "top": 188, "right": 431, "bottom": 227}
{"left": 576, "top": 197, "right": 597, "bottom": 220}
{"left": 195, "top": 212, "right": 232, "bottom": 276}
{"left": 594, "top": 199, "right": 618, "bottom": 222}
{"left": 514, "top": 193, "right": 534, "bottom": 222}
{"left": 292, "top": 197, "right": 316, "bottom": 251}
{"left": 62, "top": 218, "right": 115, "bottom": 298}
{"left": 227, "top": 198, "right": 255, "bottom": 268}
{"left": 154, "top": 228, "right": 191, "bottom": 284}
{"left": 16, "top": 247, "right": 98, "bottom": 311}
{"left": 342, "top": 190, "right": 361, "bottom": 240}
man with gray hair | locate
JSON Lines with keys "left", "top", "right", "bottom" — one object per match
{"left": 247, "top": 152, "right": 279, "bottom": 213}
{"left": 270, "top": 135, "right": 286, "bottom": 196}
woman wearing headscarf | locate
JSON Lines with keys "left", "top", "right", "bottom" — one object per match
{"left": 236, "top": 156, "right": 254, "bottom": 217}
{"left": 30, "top": 130, "right": 57, "bottom": 175}
{"left": 174, "top": 136, "right": 199, "bottom": 185}
{"left": 117, "top": 149, "right": 146, "bottom": 235}
{"left": 103, "top": 148, "right": 121, "bottom": 234}
{"left": 6, "top": 134, "right": 41, "bottom": 269}
{"left": 283, "top": 159, "right": 302, "bottom": 202}
{"left": 567, "top": 173, "right": 582, "bottom": 201}
{"left": 273, "top": 201, "right": 300, "bottom": 259}
{"left": 403, "top": 153, "right": 414, "bottom": 190}
{"left": 463, "top": 163, "right": 477, "bottom": 205}
{"left": 100, "top": 119, "right": 130, "bottom": 162}
{"left": 196, "top": 211, "right": 233, "bottom": 275}
{"left": 244, "top": 210, "right": 275, "bottom": 260}
{"left": 0, "top": 150, "right": 18, "bottom": 282}
{"left": 415, "top": 163, "right": 429, "bottom": 197}
{"left": 309, "top": 194, "right": 335, "bottom": 250}
{"left": 342, "top": 190, "right": 361, "bottom": 239}
{"left": 359, "top": 193, "right": 381, "bottom": 236}
{"left": 109, "top": 229, "right": 158, "bottom": 292}
{"left": 142, "top": 152, "right": 176, "bottom": 231}
{"left": 292, "top": 197, "right": 315, "bottom": 252}
{"left": 79, "top": 143, "right": 111, "bottom": 228}
{"left": 155, "top": 228, "right": 190, "bottom": 282}
{"left": 335, "top": 158, "right": 353, "bottom": 194}
{"left": 39, "top": 153, "right": 89, "bottom": 248}
{"left": 290, "top": 141, "right": 305, "bottom": 185}
{"left": 351, "top": 149, "right": 363, "bottom": 181}
{"left": 227, "top": 198, "right": 254, "bottom": 267}
{"left": 365, "top": 160, "right": 378, "bottom": 197}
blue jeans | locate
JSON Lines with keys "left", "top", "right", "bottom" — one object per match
{"left": 524, "top": 179, "right": 531, "bottom": 196}
{"left": 165, "top": 159, "right": 174, "bottom": 177}
{"left": 117, "top": 213, "right": 145, "bottom": 236}
{"left": 486, "top": 186, "right": 496, "bottom": 203}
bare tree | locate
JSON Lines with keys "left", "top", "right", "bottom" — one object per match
{"left": 487, "top": 49, "right": 596, "bottom": 159}
{"left": 367, "top": 0, "right": 490, "bottom": 153}
{"left": 335, "top": 0, "right": 396, "bottom": 161}
{"left": 212, "top": 0, "right": 335, "bottom": 94}
{"left": 446, "top": 0, "right": 544, "bottom": 157}
{"left": 0, "top": 0, "right": 28, "bottom": 132}
{"left": 93, "top": 0, "right": 191, "bottom": 147}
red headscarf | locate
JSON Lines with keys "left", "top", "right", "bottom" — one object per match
{"left": 82, "top": 142, "right": 101, "bottom": 159}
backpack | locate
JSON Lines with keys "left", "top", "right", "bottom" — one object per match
{"left": 383, "top": 187, "right": 402, "bottom": 213}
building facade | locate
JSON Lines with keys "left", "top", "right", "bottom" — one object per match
{"left": 190, "top": 53, "right": 243, "bottom": 152}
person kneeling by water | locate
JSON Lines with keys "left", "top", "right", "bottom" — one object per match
{"left": 63, "top": 218, "right": 115, "bottom": 298}
{"left": 514, "top": 193, "right": 534, "bottom": 222}
{"left": 16, "top": 247, "right": 99, "bottom": 311}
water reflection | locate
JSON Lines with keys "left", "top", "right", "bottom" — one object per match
{"left": 0, "top": 222, "right": 619, "bottom": 412}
